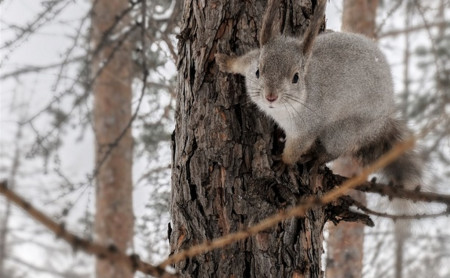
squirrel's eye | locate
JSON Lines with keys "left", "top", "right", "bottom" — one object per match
{"left": 292, "top": 73, "right": 299, "bottom": 84}
{"left": 256, "top": 69, "right": 260, "bottom": 78}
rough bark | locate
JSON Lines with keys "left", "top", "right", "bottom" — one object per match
{"left": 326, "top": 1, "right": 379, "bottom": 277}
{"left": 92, "top": 1, "right": 134, "bottom": 277}
{"left": 170, "top": 1, "right": 327, "bottom": 277}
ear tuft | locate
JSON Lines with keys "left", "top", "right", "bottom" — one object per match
{"left": 260, "top": 0, "right": 281, "bottom": 47}
{"left": 302, "top": 0, "right": 327, "bottom": 57}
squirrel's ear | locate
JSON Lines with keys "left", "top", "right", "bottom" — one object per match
{"left": 260, "top": 0, "right": 282, "bottom": 47}
{"left": 215, "top": 50, "right": 259, "bottom": 76}
{"left": 301, "top": 0, "right": 327, "bottom": 58}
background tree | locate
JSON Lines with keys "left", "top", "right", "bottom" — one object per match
{"left": 91, "top": 0, "right": 134, "bottom": 277}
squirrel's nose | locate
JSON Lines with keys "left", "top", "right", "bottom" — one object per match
{"left": 265, "top": 94, "right": 278, "bottom": 102}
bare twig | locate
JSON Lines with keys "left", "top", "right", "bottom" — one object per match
{"left": 374, "top": 0, "right": 404, "bottom": 36}
{"left": 0, "top": 56, "right": 83, "bottom": 80}
{"left": 356, "top": 181, "right": 450, "bottom": 204}
{"left": 0, "top": 0, "right": 70, "bottom": 51}
{"left": 378, "top": 20, "right": 450, "bottom": 39}
{"left": 352, "top": 200, "right": 449, "bottom": 220}
{"left": 0, "top": 181, "right": 177, "bottom": 278}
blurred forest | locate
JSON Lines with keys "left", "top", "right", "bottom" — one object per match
{"left": 0, "top": 0, "right": 449, "bottom": 277}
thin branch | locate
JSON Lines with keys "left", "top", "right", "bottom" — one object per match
{"left": 0, "top": 56, "right": 83, "bottom": 80}
{"left": 378, "top": 20, "right": 450, "bottom": 39}
{"left": 352, "top": 200, "right": 449, "bottom": 220}
{"left": 375, "top": 0, "right": 404, "bottom": 36}
{"left": 355, "top": 181, "right": 450, "bottom": 204}
{"left": 161, "top": 33, "right": 177, "bottom": 63}
{"left": 25, "top": 22, "right": 139, "bottom": 125}
{"left": 0, "top": 0, "right": 69, "bottom": 50}
{"left": 51, "top": 1, "right": 94, "bottom": 91}
{"left": 90, "top": 0, "right": 142, "bottom": 59}
{"left": 0, "top": 181, "right": 177, "bottom": 278}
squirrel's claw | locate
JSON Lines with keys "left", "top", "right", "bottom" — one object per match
{"left": 273, "top": 160, "right": 288, "bottom": 175}
{"left": 271, "top": 153, "right": 282, "bottom": 161}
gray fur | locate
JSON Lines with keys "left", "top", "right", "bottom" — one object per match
{"left": 215, "top": 4, "right": 422, "bottom": 190}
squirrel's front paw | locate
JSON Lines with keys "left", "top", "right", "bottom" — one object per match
{"left": 215, "top": 53, "right": 232, "bottom": 73}
{"left": 281, "top": 151, "right": 297, "bottom": 165}
{"left": 282, "top": 150, "right": 314, "bottom": 165}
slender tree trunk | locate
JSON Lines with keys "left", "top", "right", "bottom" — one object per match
{"left": 170, "top": 1, "right": 327, "bottom": 277}
{"left": 92, "top": 1, "right": 134, "bottom": 277}
{"left": 326, "top": 1, "right": 379, "bottom": 278}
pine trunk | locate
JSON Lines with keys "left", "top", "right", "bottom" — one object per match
{"left": 92, "top": 1, "right": 134, "bottom": 277}
{"left": 170, "top": 1, "right": 327, "bottom": 277}
{"left": 341, "top": 0, "right": 379, "bottom": 37}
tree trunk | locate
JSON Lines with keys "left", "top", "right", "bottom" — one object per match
{"left": 170, "top": 1, "right": 327, "bottom": 277}
{"left": 341, "top": 0, "right": 379, "bottom": 37}
{"left": 92, "top": 1, "right": 134, "bottom": 277}
{"left": 326, "top": 1, "right": 379, "bottom": 278}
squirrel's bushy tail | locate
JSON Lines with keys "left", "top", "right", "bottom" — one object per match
{"left": 355, "top": 117, "right": 422, "bottom": 191}
{"left": 355, "top": 118, "right": 423, "bottom": 237}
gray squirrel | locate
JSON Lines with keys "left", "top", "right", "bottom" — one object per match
{"left": 215, "top": 0, "right": 422, "bottom": 190}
